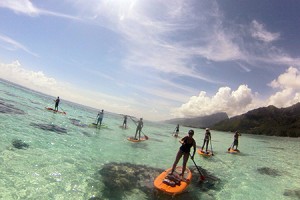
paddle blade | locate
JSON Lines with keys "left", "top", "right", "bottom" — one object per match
{"left": 198, "top": 175, "right": 205, "bottom": 181}
{"left": 145, "top": 135, "right": 149, "bottom": 140}
{"left": 201, "top": 175, "right": 205, "bottom": 180}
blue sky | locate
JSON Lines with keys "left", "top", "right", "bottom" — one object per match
{"left": 0, "top": 0, "right": 300, "bottom": 121}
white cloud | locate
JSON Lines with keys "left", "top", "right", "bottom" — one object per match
{"left": 269, "top": 67, "right": 300, "bottom": 89}
{"left": 0, "top": 34, "right": 38, "bottom": 56}
{"left": 0, "top": 0, "right": 80, "bottom": 20}
{"left": 251, "top": 20, "right": 280, "bottom": 43}
{"left": 0, "top": 0, "right": 39, "bottom": 16}
{"left": 68, "top": 0, "right": 243, "bottom": 82}
{"left": 191, "top": 30, "right": 243, "bottom": 62}
{"left": 267, "top": 66, "right": 300, "bottom": 107}
{"left": 0, "top": 60, "right": 171, "bottom": 120}
{"left": 0, "top": 60, "right": 58, "bottom": 92}
{"left": 173, "top": 67, "right": 300, "bottom": 119}
{"left": 172, "top": 85, "right": 254, "bottom": 118}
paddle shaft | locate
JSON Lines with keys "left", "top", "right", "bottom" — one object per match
{"left": 173, "top": 127, "right": 176, "bottom": 134}
{"left": 228, "top": 142, "right": 234, "bottom": 150}
{"left": 210, "top": 139, "right": 214, "bottom": 155}
{"left": 189, "top": 153, "right": 205, "bottom": 180}
{"left": 59, "top": 105, "right": 65, "bottom": 112}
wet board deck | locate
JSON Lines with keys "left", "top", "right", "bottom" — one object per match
{"left": 197, "top": 148, "right": 213, "bottom": 157}
{"left": 154, "top": 166, "right": 192, "bottom": 195}
{"left": 227, "top": 148, "right": 240, "bottom": 154}
{"left": 127, "top": 137, "right": 147, "bottom": 142}
{"left": 45, "top": 107, "right": 66, "bottom": 115}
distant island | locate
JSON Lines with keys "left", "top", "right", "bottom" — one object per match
{"left": 211, "top": 103, "right": 300, "bottom": 137}
{"left": 164, "top": 103, "right": 300, "bottom": 137}
{"left": 163, "top": 112, "right": 228, "bottom": 129}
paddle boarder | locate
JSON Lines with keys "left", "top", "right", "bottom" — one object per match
{"left": 54, "top": 97, "right": 60, "bottom": 111}
{"left": 174, "top": 124, "right": 180, "bottom": 137}
{"left": 170, "top": 129, "right": 196, "bottom": 179}
{"left": 96, "top": 110, "right": 104, "bottom": 128}
{"left": 232, "top": 131, "right": 241, "bottom": 150}
{"left": 122, "top": 115, "right": 128, "bottom": 129}
{"left": 134, "top": 118, "right": 143, "bottom": 140}
{"left": 201, "top": 128, "right": 211, "bottom": 153}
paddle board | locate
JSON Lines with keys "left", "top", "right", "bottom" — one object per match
{"left": 127, "top": 137, "right": 147, "bottom": 142}
{"left": 88, "top": 123, "right": 108, "bottom": 128}
{"left": 45, "top": 107, "right": 66, "bottom": 115}
{"left": 227, "top": 148, "right": 240, "bottom": 154}
{"left": 197, "top": 148, "right": 213, "bottom": 157}
{"left": 154, "top": 166, "right": 192, "bottom": 195}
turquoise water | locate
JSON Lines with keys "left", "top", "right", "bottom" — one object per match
{"left": 0, "top": 80, "right": 299, "bottom": 200}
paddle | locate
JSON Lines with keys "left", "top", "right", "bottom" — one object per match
{"left": 59, "top": 105, "right": 66, "bottom": 114}
{"left": 172, "top": 127, "right": 176, "bottom": 134}
{"left": 171, "top": 127, "right": 177, "bottom": 136}
{"left": 129, "top": 116, "right": 149, "bottom": 140}
{"left": 189, "top": 153, "right": 205, "bottom": 181}
{"left": 210, "top": 139, "right": 214, "bottom": 156}
{"left": 228, "top": 142, "right": 234, "bottom": 151}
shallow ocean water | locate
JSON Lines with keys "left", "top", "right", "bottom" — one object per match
{"left": 0, "top": 80, "right": 299, "bottom": 200}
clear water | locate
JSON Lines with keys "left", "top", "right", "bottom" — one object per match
{"left": 0, "top": 80, "right": 299, "bottom": 200}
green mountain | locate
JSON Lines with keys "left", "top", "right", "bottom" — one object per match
{"left": 211, "top": 103, "right": 300, "bottom": 137}
{"left": 163, "top": 112, "right": 229, "bottom": 128}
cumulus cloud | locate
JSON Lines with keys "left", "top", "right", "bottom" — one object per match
{"left": 267, "top": 66, "right": 300, "bottom": 107}
{"left": 0, "top": 60, "right": 58, "bottom": 93}
{"left": 173, "top": 85, "right": 254, "bottom": 117}
{"left": 251, "top": 20, "right": 280, "bottom": 43}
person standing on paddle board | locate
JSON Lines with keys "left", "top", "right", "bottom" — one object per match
{"left": 122, "top": 115, "right": 128, "bottom": 129}
{"left": 96, "top": 110, "right": 104, "bottom": 128}
{"left": 232, "top": 131, "right": 241, "bottom": 150}
{"left": 170, "top": 129, "right": 196, "bottom": 178}
{"left": 174, "top": 124, "right": 180, "bottom": 137}
{"left": 201, "top": 128, "right": 211, "bottom": 153}
{"left": 134, "top": 118, "right": 143, "bottom": 140}
{"left": 54, "top": 97, "right": 60, "bottom": 111}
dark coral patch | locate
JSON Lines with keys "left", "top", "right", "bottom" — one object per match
{"left": 30, "top": 123, "right": 67, "bottom": 134}
{"left": 0, "top": 100, "right": 25, "bottom": 114}
{"left": 81, "top": 131, "right": 92, "bottom": 137}
{"left": 257, "top": 167, "right": 281, "bottom": 177}
{"left": 88, "top": 162, "right": 219, "bottom": 200}
{"left": 12, "top": 139, "right": 29, "bottom": 149}
{"left": 69, "top": 118, "right": 87, "bottom": 128}
{"left": 283, "top": 188, "right": 300, "bottom": 198}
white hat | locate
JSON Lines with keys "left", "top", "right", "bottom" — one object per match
{"left": 205, "top": 128, "right": 210, "bottom": 131}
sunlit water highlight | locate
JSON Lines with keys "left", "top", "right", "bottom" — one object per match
{"left": 0, "top": 80, "right": 299, "bottom": 200}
